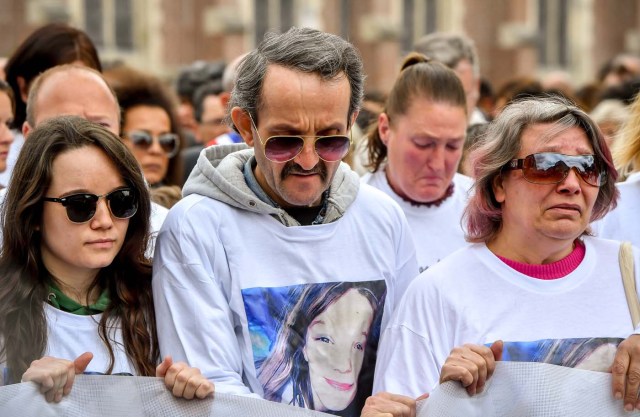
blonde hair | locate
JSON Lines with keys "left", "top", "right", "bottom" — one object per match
{"left": 612, "top": 93, "right": 640, "bottom": 178}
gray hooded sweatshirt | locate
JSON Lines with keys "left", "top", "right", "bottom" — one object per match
{"left": 182, "top": 144, "right": 360, "bottom": 226}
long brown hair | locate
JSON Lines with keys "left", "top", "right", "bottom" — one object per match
{"left": 0, "top": 116, "right": 158, "bottom": 382}
{"left": 5, "top": 23, "right": 101, "bottom": 128}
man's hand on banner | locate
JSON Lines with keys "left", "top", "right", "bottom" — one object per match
{"left": 156, "top": 355, "right": 215, "bottom": 400}
{"left": 439, "top": 340, "right": 503, "bottom": 396}
{"left": 20, "top": 352, "right": 93, "bottom": 403}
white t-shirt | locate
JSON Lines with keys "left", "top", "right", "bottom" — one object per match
{"left": 593, "top": 172, "right": 640, "bottom": 247}
{"left": 373, "top": 237, "right": 640, "bottom": 397}
{"left": 147, "top": 201, "right": 168, "bottom": 257}
{"left": 1, "top": 304, "right": 134, "bottom": 384}
{"left": 44, "top": 304, "right": 135, "bottom": 375}
{"left": 362, "top": 170, "right": 473, "bottom": 273}
{"left": 152, "top": 184, "right": 418, "bottom": 412}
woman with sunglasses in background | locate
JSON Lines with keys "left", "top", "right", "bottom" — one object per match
{"left": 0, "top": 116, "right": 213, "bottom": 402}
{"left": 0, "top": 81, "right": 15, "bottom": 181}
{"left": 374, "top": 96, "right": 640, "bottom": 413}
{"left": 363, "top": 52, "right": 471, "bottom": 274}
{"left": 105, "top": 65, "right": 184, "bottom": 190}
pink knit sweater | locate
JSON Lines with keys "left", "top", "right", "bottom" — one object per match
{"left": 497, "top": 240, "right": 585, "bottom": 280}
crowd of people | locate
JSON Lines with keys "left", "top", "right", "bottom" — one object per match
{"left": 1, "top": 21, "right": 640, "bottom": 417}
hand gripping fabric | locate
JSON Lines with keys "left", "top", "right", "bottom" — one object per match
{"left": 420, "top": 362, "right": 640, "bottom": 416}
{"left": 0, "top": 375, "right": 332, "bottom": 417}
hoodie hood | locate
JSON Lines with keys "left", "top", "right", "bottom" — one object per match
{"left": 182, "top": 144, "right": 360, "bottom": 225}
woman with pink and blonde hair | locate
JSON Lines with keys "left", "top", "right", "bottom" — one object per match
{"left": 374, "top": 96, "right": 640, "bottom": 413}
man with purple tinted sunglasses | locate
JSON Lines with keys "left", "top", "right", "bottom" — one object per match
{"left": 153, "top": 27, "right": 419, "bottom": 417}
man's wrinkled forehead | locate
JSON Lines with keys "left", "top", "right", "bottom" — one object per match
{"left": 256, "top": 65, "right": 352, "bottom": 121}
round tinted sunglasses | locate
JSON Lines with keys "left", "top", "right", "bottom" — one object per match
{"left": 502, "top": 152, "right": 606, "bottom": 187}
{"left": 43, "top": 188, "right": 138, "bottom": 223}
{"left": 125, "top": 130, "right": 180, "bottom": 158}
{"left": 246, "top": 112, "right": 352, "bottom": 163}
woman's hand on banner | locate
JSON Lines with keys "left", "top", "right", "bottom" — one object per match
{"left": 21, "top": 352, "right": 93, "bottom": 403}
{"left": 439, "top": 340, "right": 503, "bottom": 396}
{"left": 156, "top": 355, "right": 215, "bottom": 399}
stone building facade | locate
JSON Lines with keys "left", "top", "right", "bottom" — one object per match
{"left": 1, "top": 0, "right": 639, "bottom": 94}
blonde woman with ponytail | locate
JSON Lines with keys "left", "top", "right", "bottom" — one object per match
{"left": 362, "top": 52, "right": 471, "bottom": 273}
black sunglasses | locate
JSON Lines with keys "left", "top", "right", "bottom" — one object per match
{"left": 126, "top": 130, "right": 180, "bottom": 158}
{"left": 43, "top": 188, "right": 138, "bottom": 223}
{"left": 503, "top": 153, "right": 606, "bottom": 187}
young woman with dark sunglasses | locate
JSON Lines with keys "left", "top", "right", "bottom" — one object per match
{"left": 374, "top": 96, "right": 640, "bottom": 413}
{"left": 0, "top": 116, "right": 213, "bottom": 402}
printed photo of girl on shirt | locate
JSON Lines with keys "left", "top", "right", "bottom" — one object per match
{"left": 243, "top": 280, "right": 386, "bottom": 416}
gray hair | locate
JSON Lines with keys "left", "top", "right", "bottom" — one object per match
{"left": 465, "top": 95, "right": 618, "bottom": 243}
{"left": 221, "top": 53, "right": 248, "bottom": 93}
{"left": 413, "top": 32, "right": 480, "bottom": 78}
{"left": 228, "top": 27, "right": 364, "bottom": 126}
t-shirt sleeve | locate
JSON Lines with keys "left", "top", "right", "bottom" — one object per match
{"left": 152, "top": 204, "right": 255, "bottom": 396}
{"left": 373, "top": 275, "right": 443, "bottom": 397}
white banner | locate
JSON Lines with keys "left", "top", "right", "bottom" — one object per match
{"left": 0, "top": 375, "right": 331, "bottom": 417}
{"left": 5, "top": 363, "right": 640, "bottom": 416}
{"left": 420, "top": 361, "right": 640, "bottom": 416}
